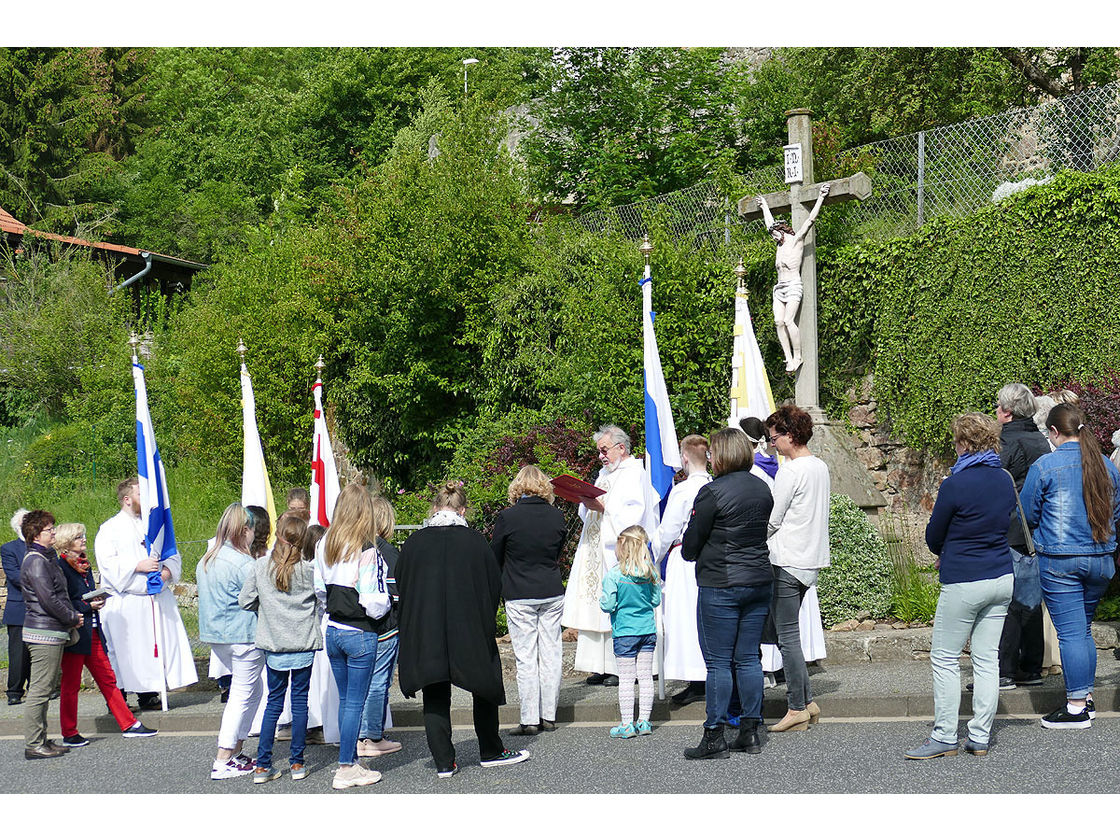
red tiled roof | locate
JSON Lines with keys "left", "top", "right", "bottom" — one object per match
{"left": 0, "top": 204, "right": 205, "bottom": 268}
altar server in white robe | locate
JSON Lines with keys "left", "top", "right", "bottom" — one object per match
{"left": 652, "top": 435, "right": 712, "bottom": 705}
{"left": 94, "top": 478, "right": 197, "bottom": 701}
{"left": 563, "top": 425, "right": 657, "bottom": 683}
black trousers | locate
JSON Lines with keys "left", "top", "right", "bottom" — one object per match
{"left": 998, "top": 600, "right": 1044, "bottom": 679}
{"left": 6, "top": 624, "right": 31, "bottom": 700}
{"left": 421, "top": 681, "right": 504, "bottom": 770}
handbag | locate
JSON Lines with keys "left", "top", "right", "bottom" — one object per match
{"left": 1004, "top": 469, "right": 1041, "bottom": 610}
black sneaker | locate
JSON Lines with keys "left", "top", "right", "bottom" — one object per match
{"left": 1040, "top": 706, "right": 1091, "bottom": 729}
{"left": 1015, "top": 673, "right": 1043, "bottom": 687}
{"left": 122, "top": 722, "right": 158, "bottom": 738}
{"left": 965, "top": 677, "right": 1017, "bottom": 692}
{"left": 479, "top": 749, "right": 530, "bottom": 768}
{"left": 1086, "top": 698, "right": 1096, "bottom": 720}
{"left": 436, "top": 762, "right": 459, "bottom": 779}
{"left": 62, "top": 734, "right": 90, "bottom": 748}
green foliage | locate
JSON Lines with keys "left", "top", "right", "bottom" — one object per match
{"left": 818, "top": 167, "right": 1120, "bottom": 454}
{"left": 816, "top": 494, "right": 893, "bottom": 625}
{"left": 523, "top": 48, "right": 750, "bottom": 207}
{"left": 882, "top": 515, "right": 940, "bottom": 623}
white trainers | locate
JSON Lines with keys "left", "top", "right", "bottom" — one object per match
{"left": 211, "top": 758, "right": 253, "bottom": 780}
{"left": 332, "top": 762, "right": 383, "bottom": 789}
{"left": 479, "top": 749, "right": 530, "bottom": 768}
{"left": 357, "top": 737, "right": 403, "bottom": 757}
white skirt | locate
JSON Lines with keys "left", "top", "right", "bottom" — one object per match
{"left": 662, "top": 549, "right": 707, "bottom": 682}
{"left": 761, "top": 584, "right": 827, "bottom": 671}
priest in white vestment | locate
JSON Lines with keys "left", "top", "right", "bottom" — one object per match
{"left": 652, "top": 435, "right": 712, "bottom": 704}
{"left": 562, "top": 425, "right": 657, "bottom": 682}
{"left": 94, "top": 479, "right": 198, "bottom": 702}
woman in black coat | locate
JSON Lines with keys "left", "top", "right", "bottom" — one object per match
{"left": 396, "top": 482, "right": 530, "bottom": 778}
{"left": 490, "top": 465, "right": 568, "bottom": 737}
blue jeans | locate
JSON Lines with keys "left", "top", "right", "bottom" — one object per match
{"left": 256, "top": 664, "right": 312, "bottom": 770}
{"left": 325, "top": 626, "right": 378, "bottom": 765}
{"left": 696, "top": 583, "right": 772, "bottom": 729}
{"left": 359, "top": 635, "right": 399, "bottom": 741}
{"left": 1039, "top": 552, "right": 1115, "bottom": 699}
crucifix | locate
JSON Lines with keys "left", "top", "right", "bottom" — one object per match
{"left": 738, "top": 108, "right": 871, "bottom": 413}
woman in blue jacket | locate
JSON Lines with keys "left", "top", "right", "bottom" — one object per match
{"left": 1021, "top": 403, "right": 1120, "bottom": 729}
{"left": 907, "top": 413, "right": 1015, "bottom": 760}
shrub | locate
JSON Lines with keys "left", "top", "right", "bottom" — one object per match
{"left": 817, "top": 494, "right": 893, "bottom": 625}
{"left": 1047, "top": 371, "right": 1120, "bottom": 455}
{"left": 883, "top": 514, "right": 940, "bottom": 623}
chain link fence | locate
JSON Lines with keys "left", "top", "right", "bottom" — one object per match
{"left": 573, "top": 80, "right": 1120, "bottom": 246}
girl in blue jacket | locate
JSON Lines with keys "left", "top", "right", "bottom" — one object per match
{"left": 600, "top": 525, "right": 661, "bottom": 739}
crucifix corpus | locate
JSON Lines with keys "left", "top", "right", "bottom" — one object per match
{"left": 738, "top": 108, "right": 872, "bottom": 412}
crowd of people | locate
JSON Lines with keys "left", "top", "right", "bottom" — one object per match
{"left": 3, "top": 385, "right": 1118, "bottom": 779}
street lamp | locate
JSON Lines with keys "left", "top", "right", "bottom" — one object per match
{"left": 462, "top": 57, "right": 479, "bottom": 96}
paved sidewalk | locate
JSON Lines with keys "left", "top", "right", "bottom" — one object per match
{"left": 4, "top": 636, "right": 1119, "bottom": 737}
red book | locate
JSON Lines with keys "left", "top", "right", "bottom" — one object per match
{"left": 551, "top": 474, "right": 606, "bottom": 504}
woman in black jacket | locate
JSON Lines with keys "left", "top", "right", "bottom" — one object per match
{"left": 18, "top": 510, "right": 83, "bottom": 759}
{"left": 397, "top": 482, "right": 530, "bottom": 778}
{"left": 491, "top": 465, "right": 568, "bottom": 736}
{"left": 680, "top": 428, "right": 775, "bottom": 760}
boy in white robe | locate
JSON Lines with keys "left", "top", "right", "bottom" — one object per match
{"left": 94, "top": 478, "right": 197, "bottom": 707}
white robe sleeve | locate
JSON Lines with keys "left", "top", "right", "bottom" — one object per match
{"left": 602, "top": 466, "right": 648, "bottom": 562}
{"left": 652, "top": 483, "right": 690, "bottom": 564}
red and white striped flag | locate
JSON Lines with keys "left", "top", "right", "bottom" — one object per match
{"left": 310, "top": 377, "right": 340, "bottom": 527}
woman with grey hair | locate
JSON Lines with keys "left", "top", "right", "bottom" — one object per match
{"left": 562, "top": 424, "right": 657, "bottom": 686}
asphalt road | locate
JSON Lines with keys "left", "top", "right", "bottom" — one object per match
{"left": 3, "top": 716, "right": 1119, "bottom": 795}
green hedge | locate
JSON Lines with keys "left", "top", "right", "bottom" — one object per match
{"left": 817, "top": 494, "right": 893, "bottom": 625}
{"left": 818, "top": 167, "right": 1120, "bottom": 453}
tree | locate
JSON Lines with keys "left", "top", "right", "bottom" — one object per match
{"left": 523, "top": 48, "right": 749, "bottom": 208}
{"left": 0, "top": 47, "right": 150, "bottom": 233}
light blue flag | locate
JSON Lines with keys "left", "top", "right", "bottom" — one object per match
{"left": 640, "top": 265, "right": 682, "bottom": 516}
{"left": 132, "top": 358, "right": 178, "bottom": 594}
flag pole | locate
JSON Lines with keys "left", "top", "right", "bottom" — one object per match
{"left": 131, "top": 332, "right": 169, "bottom": 712}
{"left": 639, "top": 236, "right": 668, "bottom": 703}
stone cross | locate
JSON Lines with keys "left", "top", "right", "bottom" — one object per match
{"left": 738, "top": 108, "right": 872, "bottom": 412}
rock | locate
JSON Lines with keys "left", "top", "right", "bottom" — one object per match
{"left": 874, "top": 623, "right": 893, "bottom": 630}
{"left": 856, "top": 610, "right": 872, "bottom": 621}
{"left": 857, "top": 447, "right": 887, "bottom": 470}
{"left": 848, "top": 405, "right": 877, "bottom": 428}
{"left": 892, "top": 622, "right": 910, "bottom": 630}
{"left": 561, "top": 628, "right": 578, "bottom": 643}
{"left": 856, "top": 620, "right": 876, "bottom": 631}
{"left": 497, "top": 634, "right": 511, "bottom": 644}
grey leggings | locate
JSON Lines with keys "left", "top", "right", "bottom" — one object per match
{"left": 771, "top": 567, "right": 812, "bottom": 710}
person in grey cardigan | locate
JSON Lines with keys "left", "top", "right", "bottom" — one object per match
{"left": 239, "top": 512, "right": 323, "bottom": 783}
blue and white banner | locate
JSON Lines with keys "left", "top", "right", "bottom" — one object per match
{"left": 640, "top": 265, "right": 682, "bottom": 515}
{"left": 132, "top": 357, "right": 178, "bottom": 594}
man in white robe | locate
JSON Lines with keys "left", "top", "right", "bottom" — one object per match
{"left": 562, "top": 425, "right": 656, "bottom": 683}
{"left": 652, "top": 435, "right": 712, "bottom": 705}
{"left": 94, "top": 478, "right": 197, "bottom": 707}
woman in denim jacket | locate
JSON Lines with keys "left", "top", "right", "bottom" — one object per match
{"left": 1021, "top": 403, "right": 1120, "bottom": 729}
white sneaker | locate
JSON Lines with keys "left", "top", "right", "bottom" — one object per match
{"left": 358, "top": 737, "right": 403, "bottom": 757}
{"left": 211, "top": 758, "right": 253, "bottom": 780}
{"left": 332, "top": 763, "right": 383, "bottom": 789}
{"left": 479, "top": 749, "right": 530, "bottom": 768}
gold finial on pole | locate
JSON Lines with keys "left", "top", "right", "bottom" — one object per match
{"left": 128, "top": 332, "right": 141, "bottom": 357}
{"left": 315, "top": 354, "right": 325, "bottom": 377}
{"left": 639, "top": 233, "right": 653, "bottom": 266}
{"left": 236, "top": 337, "right": 247, "bottom": 364}
{"left": 734, "top": 257, "right": 747, "bottom": 293}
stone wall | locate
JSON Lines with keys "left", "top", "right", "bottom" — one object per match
{"left": 843, "top": 373, "right": 950, "bottom": 560}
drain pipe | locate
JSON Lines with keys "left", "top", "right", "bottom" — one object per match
{"left": 110, "top": 251, "right": 152, "bottom": 295}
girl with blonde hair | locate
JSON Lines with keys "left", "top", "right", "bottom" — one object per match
{"left": 313, "top": 483, "right": 389, "bottom": 789}
{"left": 198, "top": 503, "right": 262, "bottom": 779}
{"left": 599, "top": 525, "right": 661, "bottom": 739}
